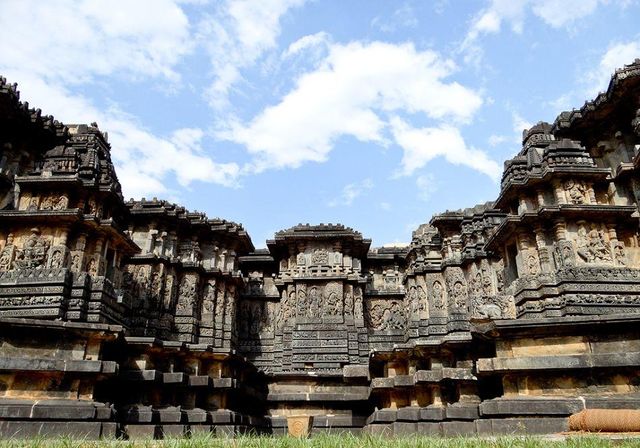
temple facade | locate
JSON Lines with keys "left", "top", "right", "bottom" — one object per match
{"left": 1, "top": 60, "right": 640, "bottom": 438}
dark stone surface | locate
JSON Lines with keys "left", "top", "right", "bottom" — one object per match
{"left": 366, "top": 408, "right": 397, "bottom": 424}
{"left": 125, "top": 425, "right": 157, "bottom": 439}
{"left": 445, "top": 403, "right": 480, "bottom": 420}
{"left": 480, "top": 398, "right": 584, "bottom": 416}
{"left": 476, "top": 417, "right": 569, "bottom": 435}
{"left": 441, "top": 421, "right": 477, "bottom": 436}
{"left": 420, "top": 406, "right": 446, "bottom": 421}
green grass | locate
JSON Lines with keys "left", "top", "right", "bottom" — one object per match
{"left": 1, "top": 434, "right": 640, "bottom": 448}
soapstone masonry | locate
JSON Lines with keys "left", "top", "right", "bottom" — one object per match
{"left": 1, "top": 60, "right": 640, "bottom": 438}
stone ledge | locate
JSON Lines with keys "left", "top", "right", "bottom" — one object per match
{"left": 0, "top": 399, "right": 112, "bottom": 421}
{"left": 480, "top": 398, "right": 584, "bottom": 416}
{"left": 477, "top": 351, "right": 640, "bottom": 373}
{"left": 0, "top": 357, "right": 117, "bottom": 374}
{"left": 476, "top": 417, "right": 569, "bottom": 435}
{"left": 0, "top": 421, "right": 113, "bottom": 439}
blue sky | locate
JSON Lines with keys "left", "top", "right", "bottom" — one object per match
{"left": 2, "top": 0, "right": 639, "bottom": 247}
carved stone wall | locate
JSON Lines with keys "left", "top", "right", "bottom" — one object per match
{"left": 2, "top": 61, "right": 640, "bottom": 437}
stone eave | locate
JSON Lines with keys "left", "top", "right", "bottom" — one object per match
{"left": 552, "top": 59, "right": 640, "bottom": 137}
{"left": 14, "top": 175, "right": 81, "bottom": 188}
{"left": 472, "top": 312, "right": 640, "bottom": 339}
{"left": 485, "top": 204, "right": 638, "bottom": 251}
{"left": 0, "top": 208, "right": 82, "bottom": 224}
{"left": 494, "top": 166, "right": 611, "bottom": 209}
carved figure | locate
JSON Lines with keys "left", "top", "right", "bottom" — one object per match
{"left": 432, "top": 280, "right": 445, "bottom": 310}
{"left": 0, "top": 234, "right": 15, "bottom": 271}
{"left": 49, "top": 250, "right": 63, "bottom": 268}
{"left": 40, "top": 195, "right": 54, "bottom": 210}
{"left": 14, "top": 228, "right": 49, "bottom": 269}
{"left": 176, "top": 275, "right": 198, "bottom": 313}
{"left": 577, "top": 224, "right": 612, "bottom": 263}
{"left": 311, "top": 249, "right": 329, "bottom": 265}
{"left": 564, "top": 179, "right": 587, "bottom": 204}
{"left": 53, "top": 195, "right": 68, "bottom": 210}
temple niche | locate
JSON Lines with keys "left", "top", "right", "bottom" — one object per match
{"left": 1, "top": 61, "right": 640, "bottom": 438}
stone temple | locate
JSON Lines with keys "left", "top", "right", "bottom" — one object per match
{"left": 1, "top": 60, "right": 640, "bottom": 439}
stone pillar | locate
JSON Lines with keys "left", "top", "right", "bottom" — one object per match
{"left": 553, "top": 179, "right": 566, "bottom": 204}
{"left": 534, "top": 225, "right": 551, "bottom": 273}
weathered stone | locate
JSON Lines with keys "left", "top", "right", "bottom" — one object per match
{"left": 1, "top": 61, "right": 640, "bottom": 438}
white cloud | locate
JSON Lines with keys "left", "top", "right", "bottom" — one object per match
{"left": 512, "top": 112, "right": 533, "bottom": 137}
{"left": 199, "top": 0, "right": 307, "bottom": 109}
{"left": 390, "top": 117, "right": 501, "bottom": 181}
{"left": 0, "top": 0, "right": 192, "bottom": 84}
{"left": 416, "top": 174, "right": 438, "bottom": 202}
{"left": 371, "top": 3, "right": 419, "bottom": 33}
{"left": 283, "top": 32, "right": 331, "bottom": 59}
{"left": 0, "top": 0, "right": 245, "bottom": 199}
{"left": 221, "top": 41, "right": 485, "bottom": 174}
{"left": 327, "top": 179, "right": 374, "bottom": 207}
{"left": 530, "top": 0, "right": 600, "bottom": 28}
{"left": 488, "top": 134, "right": 508, "bottom": 146}
{"left": 587, "top": 40, "right": 640, "bottom": 94}
{"left": 379, "top": 202, "right": 392, "bottom": 211}
{"left": 460, "top": 0, "right": 606, "bottom": 63}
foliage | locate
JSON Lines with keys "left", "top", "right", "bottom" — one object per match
{"left": 0, "top": 434, "right": 639, "bottom": 448}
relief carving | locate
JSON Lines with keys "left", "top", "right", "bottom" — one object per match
{"left": 367, "top": 299, "right": 405, "bottom": 330}
{"left": 431, "top": 280, "right": 446, "bottom": 310}
{"left": 323, "top": 282, "right": 342, "bottom": 316}
{"left": 202, "top": 280, "right": 216, "bottom": 313}
{"left": 311, "top": 248, "right": 329, "bottom": 265}
{"left": 445, "top": 268, "right": 468, "bottom": 310}
{"left": 0, "top": 234, "right": 15, "bottom": 271}
{"left": 14, "top": 228, "right": 50, "bottom": 269}
{"left": 577, "top": 224, "right": 612, "bottom": 263}
{"left": 563, "top": 179, "right": 587, "bottom": 204}
{"left": 176, "top": 275, "right": 198, "bottom": 314}
{"left": 554, "top": 240, "right": 576, "bottom": 268}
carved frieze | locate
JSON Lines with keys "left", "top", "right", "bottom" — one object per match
{"left": 445, "top": 267, "right": 468, "bottom": 310}
{"left": 176, "top": 274, "right": 199, "bottom": 315}
{"left": 0, "top": 234, "right": 16, "bottom": 271}
{"left": 366, "top": 299, "right": 405, "bottom": 330}
{"left": 13, "top": 228, "right": 50, "bottom": 269}
{"left": 576, "top": 223, "right": 612, "bottom": 264}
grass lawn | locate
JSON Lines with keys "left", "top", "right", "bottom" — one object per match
{"left": 1, "top": 434, "right": 640, "bottom": 448}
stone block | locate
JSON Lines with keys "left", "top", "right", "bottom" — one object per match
{"left": 163, "top": 372, "right": 185, "bottom": 384}
{"left": 188, "top": 375, "right": 211, "bottom": 387}
{"left": 420, "top": 405, "right": 446, "bottom": 421}
{"left": 477, "top": 417, "right": 569, "bottom": 435}
{"left": 157, "top": 424, "right": 186, "bottom": 438}
{"left": 480, "top": 398, "right": 583, "bottom": 416}
{"left": 366, "top": 408, "right": 397, "bottom": 424}
{"left": 124, "top": 425, "right": 159, "bottom": 440}
{"left": 417, "top": 422, "right": 442, "bottom": 435}
{"left": 441, "top": 421, "right": 476, "bottom": 436}
{"left": 393, "top": 421, "right": 417, "bottom": 435}
{"left": 396, "top": 406, "right": 421, "bottom": 421}
{"left": 343, "top": 364, "right": 369, "bottom": 379}
{"left": 585, "top": 396, "right": 640, "bottom": 409}
{"left": 183, "top": 408, "right": 207, "bottom": 423}
{"left": 287, "top": 415, "right": 313, "bottom": 437}
{"left": 31, "top": 400, "right": 97, "bottom": 420}
{"left": 394, "top": 375, "right": 415, "bottom": 387}
{"left": 446, "top": 403, "right": 479, "bottom": 420}
{"left": 100, "top": 422, "right": 118, "bottom": 438}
